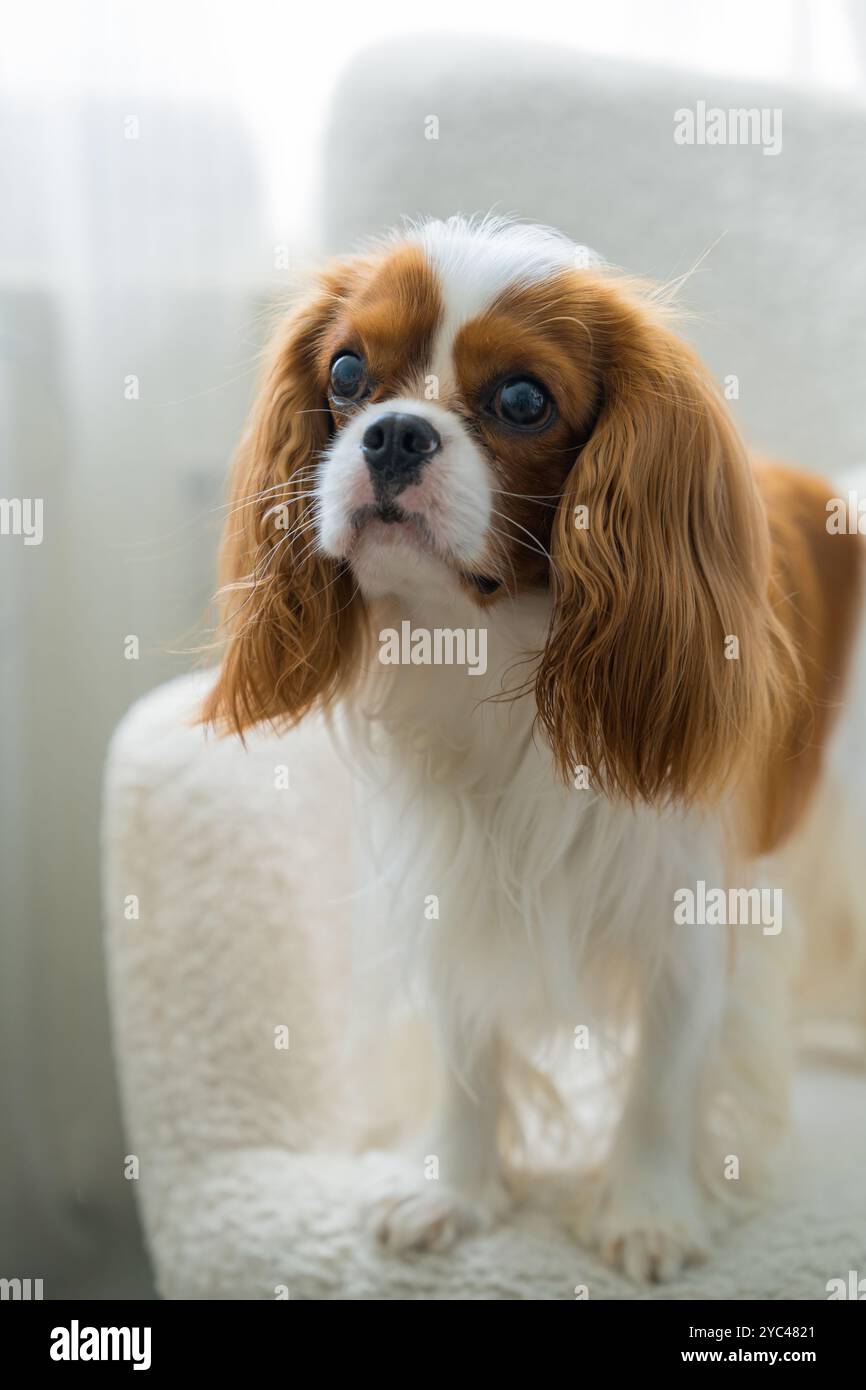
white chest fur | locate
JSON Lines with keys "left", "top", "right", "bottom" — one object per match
{"left": 344, "top": 584, "right": 726, "bottom": 1043}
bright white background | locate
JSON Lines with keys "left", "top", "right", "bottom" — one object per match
{"left": 1, "top": 0, "right": 864, "bottom": 1299}
{"left": 2, "top": 0, "right": 864, "bottom": 254}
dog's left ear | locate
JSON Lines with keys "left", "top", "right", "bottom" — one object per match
{"left": 201, "top": 261, "right": 368, "bottom": 735}
{"left": 536, "top": 279, "right": 792, "bottom": 806}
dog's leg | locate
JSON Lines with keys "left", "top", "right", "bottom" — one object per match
{"left": 578, "top": 928, "right": 726, "bottom": 1282}
{"left": 373, "top": 1031, "right": 509, "bottom": 1253}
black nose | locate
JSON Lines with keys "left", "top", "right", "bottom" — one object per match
{"left": 361, "top": 412, "right": 441, "bottom": 493}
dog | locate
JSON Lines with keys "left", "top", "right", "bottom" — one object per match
{"left": 203, "top": 215, "right": 865, "bottom": 1280}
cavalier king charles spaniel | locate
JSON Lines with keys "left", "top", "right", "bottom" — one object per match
{"left": 204, "top": 216, "right": 864, "bottom": 1281}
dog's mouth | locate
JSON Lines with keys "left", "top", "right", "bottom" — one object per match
{"left": 348, "top": 503, "right": 501, "bottom": 595}
{"left": 349, "top": 502, "right": 437, "bottom": 552}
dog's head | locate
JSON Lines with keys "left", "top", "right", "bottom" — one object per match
{"left": 204, "top": 216, "right": 788, "bottom": 804}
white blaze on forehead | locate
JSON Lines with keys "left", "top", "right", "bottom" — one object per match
{"left": 408, "top": 215, "right": 600, "bottom": 391}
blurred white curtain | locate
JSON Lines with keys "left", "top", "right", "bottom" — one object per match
{"left": 0, "top": 86, "right": 267, "bottom": 1294}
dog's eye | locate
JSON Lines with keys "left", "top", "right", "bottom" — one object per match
{"left": 329, "top": 352, "right": 368, "bottom": 402}
{"left": 490, "top": 377, "right": 553, "bottom": 430}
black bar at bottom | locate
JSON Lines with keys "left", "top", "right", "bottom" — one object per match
{"left": 2, "top": 1296, "right": 862, "bottom": 1373}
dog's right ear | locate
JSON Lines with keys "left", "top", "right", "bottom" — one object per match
{"left": 536, "top": 276, "right": 796, "bottom": 809}
{"left": 201, "top": 263, "right": 368, "bottom": 735}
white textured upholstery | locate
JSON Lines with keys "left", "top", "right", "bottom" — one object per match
{"left": 104, "top": 675, "right": 866, "bottom": 1298}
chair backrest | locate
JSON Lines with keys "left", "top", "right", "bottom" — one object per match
{"left": 319, "top": 36, "right": 866, "bottom": 472}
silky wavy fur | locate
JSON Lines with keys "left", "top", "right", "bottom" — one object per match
{"left": 535, "top": 281, "right": 802, "bottom": 813}
{"left": 201, "top": 272, "right": 368, "bottom": 734}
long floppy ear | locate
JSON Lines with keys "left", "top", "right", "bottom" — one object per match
{"left": 202, "top": 267, "right": 367, "bottom": 734}
{"left": 536, "top": 279, "right": 795, "bottom": 807}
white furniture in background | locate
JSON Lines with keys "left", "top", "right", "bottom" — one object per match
{"left": 320, "top": 38, "right": 866, "bottom": 469}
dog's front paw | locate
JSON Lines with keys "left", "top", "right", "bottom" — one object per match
{"left": 371, "top": 1176, "right": 509, "bottom": 1254}
{"left": 576, "top": 1171, "right": 709, "bottom": 1283}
